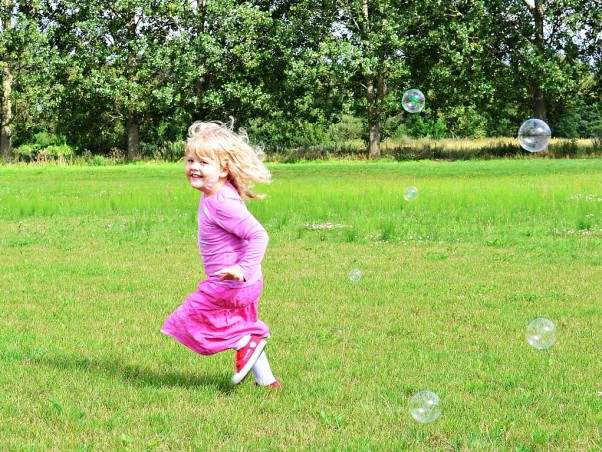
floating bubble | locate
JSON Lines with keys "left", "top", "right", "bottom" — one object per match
{"left": 402, "top": 89, "right": 425, "bottom": 113}
{"left": 404, "top": 186, "right": 418, "bottom": 201}
{"left": 410, "top": 390, "right": 441, "bottom": 423}
{"left": 526, "top": 318, "right": 557, "bottom": 350}
{"left": 348, "top": 268, "right": 362, "bottom": 282}
{"left": 518, "top": 119, "right": 551, "bottom": 153}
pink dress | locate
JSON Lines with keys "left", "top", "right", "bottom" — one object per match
{"left": 161, "top": 182, "right": 270, "bottom": 355}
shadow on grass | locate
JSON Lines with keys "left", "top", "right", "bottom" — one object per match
{"left": 40, "top": 354, "right": 236, "bottom": 394}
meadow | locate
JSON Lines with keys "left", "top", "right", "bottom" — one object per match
{"left": 0, "top": 159, "right": 601, "bottom": 450}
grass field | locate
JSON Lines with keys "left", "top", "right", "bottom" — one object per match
{"left": 1, "top": 159, "right": 601, "bottom": 450}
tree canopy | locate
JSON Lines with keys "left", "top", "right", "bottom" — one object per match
{"left": 1, "top": 0, "right": 600, "bottom": 159}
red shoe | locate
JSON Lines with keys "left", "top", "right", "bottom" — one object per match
{"left": 254, "top": 380, "right": 282, "bottom": 389}
{"left": 232, "top": 336, "right": 266, "bottom": 384}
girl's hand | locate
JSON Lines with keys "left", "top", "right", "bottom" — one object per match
{"left": 214, "top": 267, "right": 245, "bottom": 282}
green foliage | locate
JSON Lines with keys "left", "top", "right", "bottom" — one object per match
{"left": 446, "top": 106, "right": 489, "bottom": 139}
{"left": 13, "top": 133, "right": 74, "bottom": 162}
{"left": 45, "top": 144, "right": 74, "bottom": 159}
{"left": 140, "top": 141, "right": 185, "bottom": 162}
{"left": 405, "top": 116, "right": 449, "bottom": 139}
{"left": 327, "top": 115, "right": 364, "bottom": 143}
{"left": 247, "top": 116, "right": 332, "bottom": 148}
{"left": 551, "top": 100, "right": 602, "bottom": 139}
{"left": 382, "top": 142, "right": 521, "bottom": 161}
{"left": 33, "top": 132, "right": 66, "bottom": 148}
{"left": 13, "top": 144, "right": 36, "bottom": 161}
{"left": 1, "top": 0, "right": 600, "bottom": 159}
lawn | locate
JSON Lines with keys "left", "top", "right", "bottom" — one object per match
{"left": 1, "top": 159, "right": 601, "bottom": 450}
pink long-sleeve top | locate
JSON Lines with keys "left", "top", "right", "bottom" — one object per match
{"left": 198, "top": 182, "right": 268, "bottom": 287}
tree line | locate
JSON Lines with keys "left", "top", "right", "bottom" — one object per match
{"left": 1, "top": 0, "right": 600, "bottom": 160}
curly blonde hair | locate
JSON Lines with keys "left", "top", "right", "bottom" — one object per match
{"left": 186, "top": 120, "right": 271, "bottom": 199}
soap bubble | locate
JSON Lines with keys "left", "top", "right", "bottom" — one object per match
{"left": 349, "top": 268, "right": 362, "bottom": 282}
{"left": 404, "top": 186, "right": 418, "bottom": 201}
{"left": 410, "top": 390, "right": 441, "bottom": 423}
{"left": 526, "top": 318, "right": 557, "bottom": 350}
{"left": 402, "top": 89, "right": 425, "bottom": 113}
{"left": 518, "top": 119, "right": 551, "bottom": 153}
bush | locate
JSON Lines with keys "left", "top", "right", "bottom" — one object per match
{"left": 33, "top": 132, "right": 66, "bottom": 148}
{"left": 247, "top": 117, "right": 333, "bottom": 148}
{"left": 14, "top": 145, "right": 36, "bottom": 162}
{"left": 327, "top": 115, "right": 364, "bottom": 142}
{"left": 381, "top": 142, "right": 523, "bottom": 161}
{"left": 47, "top": 144, "right": 75, "bottom": 159}
{"left": 264, "top": 143, "right": 367, "bottom": 163}
{"left": 140, "top": 141, "right": 185, "bottom": 162}
{"left": 405, "top": 116, "right": 449, "bottom": 139}
{"left": 551, "top": 99, "right": 602, "bottom": 139}
{"left": 88, "top": 155, "right": 109, "bottom": 166}
{"left": 547, "top": 140, "right": 580, "bottom": 158}
{"left": 12, "top": 133, "right": 75, "bottom": 163}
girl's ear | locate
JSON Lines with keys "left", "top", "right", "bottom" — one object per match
{"left": 219, "top": 166, "right": 229, "bottom": 178}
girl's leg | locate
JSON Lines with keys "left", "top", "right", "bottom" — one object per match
{"left": 234, "top": 335, "right": 251, "bottom": 350}
{"left": 252, "top": 351, "right": 278, "bottom": 386}
{"left": 232, "top": 334, "right": 266, "bottom": 384}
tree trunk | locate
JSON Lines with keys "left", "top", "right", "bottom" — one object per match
{"left": 368, "top": 116, "right": 381, "bottom": 158}
{"left": 1, "top": 61, "right": 12, "bottom": 159}
{"left": 1, "top": 0, "right": 13, "bottom": 159}
{"left": 195, "top": 0, "right": 207, "bottom": 112}
{"left": 533, "top": 0, "right": 547, "bottom": 121}
{"left": 362, "top": 0, "right": 381, "bottom": 158}
{"left": 123, "top": 6, "right": 140, "bottom": 160}
{"left": 362, "top": 0, "right": 368, "bottom": 24}
{"left": 366, "top": 75, "right": 381, "bottom": 158}
{"left": 127, "top": 115, "right": 140, "bottom": 160}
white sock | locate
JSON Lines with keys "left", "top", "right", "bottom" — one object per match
{"left": 252, "top": 351, "right": 277, "bottom": 386}
{"left": 234, "top": 335, "right": 251, "bottom": 350}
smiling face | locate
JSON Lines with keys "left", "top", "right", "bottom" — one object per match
{"left": 185, "top": 152, "right": 228, "bottom": 195}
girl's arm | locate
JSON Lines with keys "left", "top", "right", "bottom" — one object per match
{"left": 215, "top": 197, "right": 269, "bottom": 281}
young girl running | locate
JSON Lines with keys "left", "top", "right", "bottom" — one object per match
{"left": 162, "top": 120, "right": 280, "bottom": 388}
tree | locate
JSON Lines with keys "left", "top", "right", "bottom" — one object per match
{"left": 1, "top": 0, "right": 57, "bottom": 157}
{"left": 242, "top": 0, "right": 346, "bottom": 146}
{"left": 165, "top": 0, "right": 344, "bottom": 149}
{"left": 176, "top": 0, "right": 275, "bottom": 123}
{"left": 3, "top": 0, "right": 598, "bottom": 157}
{"left": 46, "top": 0, "right": 184, "bottom": 158}
{"left": 485, "top": 0, "right": 593, "bottom": 123}
{"left": 1, "top": 0, "right": 14, "bottom": 158}
{"left": 328, "top": 0, "right": 422, "bottom": 157}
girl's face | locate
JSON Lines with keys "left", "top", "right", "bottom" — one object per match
{"left": 185, "top": 152, "right": 227, "bottom": 195}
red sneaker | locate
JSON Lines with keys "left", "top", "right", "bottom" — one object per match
{"left": 253, "top": 380, "right": 282, "bottom": 388}
{"left": 232, "top": 336, "right": 266, "bottom": 384}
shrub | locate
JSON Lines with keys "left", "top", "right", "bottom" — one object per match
{"left": 46, "top": 144, "right": 75, "bottom": 159}
{"left": 140, "top": 141, "right": 184, "bottom": 162}
{"left": 33, "top": 132, "right": 66, "bottom": 148}
{"left": 548, "top": 140, "right": 580, "bottom": 158}
{"left": 14, "top": 145, "right": 36, "bottom": 162}
{"left": 11, "top": 133, "right": 75, "bottom": 163}
{"left": 88, "top": 155, "right": 108, "bottom": 166}
{"left": 406, "top": 116, "right": 449, "bottom": 139}
{"left": 327, "top": 115, "right": 364, "bottom": 142}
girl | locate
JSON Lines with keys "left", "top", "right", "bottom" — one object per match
{"left": 162, "top": 120, "right": 280, "bottom": 388}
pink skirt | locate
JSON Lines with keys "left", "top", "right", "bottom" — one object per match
{"left": 161, "top": 279, "right": 269, "bottom": 355}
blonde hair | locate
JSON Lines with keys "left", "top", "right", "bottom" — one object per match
{"left": 186, "top": 120, "right": 271, "bottom": 199}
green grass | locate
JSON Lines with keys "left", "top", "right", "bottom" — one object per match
{"left": 1, "top": 159, "right": 601, "bottom": 450}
